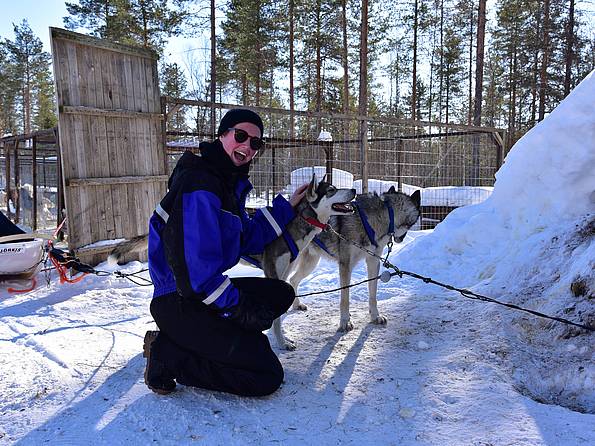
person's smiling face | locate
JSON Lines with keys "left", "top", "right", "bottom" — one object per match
{"left": 219, "top": 122, "right": 261, "bottom": 166}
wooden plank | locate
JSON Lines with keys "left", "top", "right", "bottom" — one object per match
{"left": 59, "top": 105, "right": 163, "bottom": 119}
{"left": 51, "top": 28, "right": 157, "bottom": 60}
{"left": 98, "top": 49, "right": 116, "bottom": 239}
{"left": 67, "top": 175, "right": 169, "bottom": 187}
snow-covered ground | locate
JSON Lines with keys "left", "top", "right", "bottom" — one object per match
{"left": 1, "top": 72, "right": 594, "bottom": 444}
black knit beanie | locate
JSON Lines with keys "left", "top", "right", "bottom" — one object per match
{"left": 217, "top": 109, "right": 264, "bottom": 137}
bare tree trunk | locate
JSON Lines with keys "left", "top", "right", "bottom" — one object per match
{"left": 411, "top": 0, "right": 418, "bottom": 119}
{"left": 471, "top": 0, "right": 486, "bottom": 186}
{"left": 439, "top": 0, "right": 444, "bottom": 122}
{"left": 473, "top": 0, "right": 486, "bottom": 127}
{"left": 564, "top": 0, "right": 575, "bottom": 96}
{"left": 342, "top": 0, "right": 349, "bottom": 113}
{"left": 241, "top": 71, "right": 247, "bottom": 105}
{"left": 359, "top": 0, "right": 369, "bottom": 192}
{"left": 141, "top": 1, "right": 148, "bottom": 47}
{"left": 210, "top": 0, "right": 216, "bottom": 137}
{"left": 289, "top": 0, "right": 295, "bottom": 137}
{"left": 538, "top": 0, "right": 550, "bottom": 121}
{"left": 315, "top": 0, "right": 322, "bottom": 112}
{"left": 508, "top": 47, "right": 518, "bottom": 148}
{"left": 467, "top": 0, "right": 474, "bottom": 125}
{"left": 24, "top": 66, "right": 31, "bottom": 135}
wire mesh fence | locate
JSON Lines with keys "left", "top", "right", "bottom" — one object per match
{"left": 1, "top": 100, "right": 504, "bottom": 235}
{"left": 164, "top": 98, "right": 504, "bottom": 229}
{"left": 1, "top": 130, "right": 61, "bottom": 232}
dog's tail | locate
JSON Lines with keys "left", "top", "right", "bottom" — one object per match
{"left": 107, "top": 234, "right": 149, "bottom": 265}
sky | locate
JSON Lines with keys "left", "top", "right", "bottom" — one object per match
{"left": 0, "top": 61, "right": 593, "bottom": 444}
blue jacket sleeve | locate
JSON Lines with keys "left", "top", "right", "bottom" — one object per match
{"left": 177, "top": 190, "right": 240, "bottom": 311}
{"left": 240, "top": 194, "right": 296, "bottom": 255}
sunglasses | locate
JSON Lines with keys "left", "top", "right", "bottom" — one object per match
{"left": 227, "top": 128, "right": 265, "bottom": 151}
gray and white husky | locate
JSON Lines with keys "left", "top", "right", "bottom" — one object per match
{"left": 244, "top": 174, "right": 356, "bottom": 350}
{"left": 288, "top": 187, "right": 421, "bottom": 332}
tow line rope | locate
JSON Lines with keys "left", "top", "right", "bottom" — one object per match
{"left": 15, "top": 222, "right": 592, "bottom": 332}
{"left": 295, "top": 223, "right": 594, "bottom": 333}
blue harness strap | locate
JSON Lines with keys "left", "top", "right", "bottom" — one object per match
{"left": 282, "top": 230, "right": 300, "bottom": 262}
{"left": 242, "top": 229, "right": 300, "bottom": 270}
{"left": 312, "top": 236, "right": 335, "bottom": 257}
{"left": 384, "top": 200, "right": 395, "bottom": 235}
{"left": 241, "top": 255, "right": 263, "bottom": 269}
{"left": 354, "top": 202, "right": 378, "bottom": 247}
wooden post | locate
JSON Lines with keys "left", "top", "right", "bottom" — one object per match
{"left": 360, "top": 120, "right": 369, "bottom": 193}
{"left": 161, "top": 96, "right": 169, "bottom": 174}
{"left": 4, "top": 142, "right": 10, "bottom": 219}
{"left": 324, "top": 141, "right": 334, "bottom": 185}
{"left": 54, "top": 128, "right": 65, "bottom": 240}
{"left": 14, "top": 140, "right": 20, "bottom": 224}
{"left": 32, "top": 136, "right": 38, "bottom": 230}
{"left": 396, "top": 139, "right": 403, "bottom": 192}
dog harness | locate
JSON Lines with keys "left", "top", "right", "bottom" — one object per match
{"left": 241, "top": 215, "right": 323, "bottom": 270}
{"left": 240, "top": 230, "right": 298, "bottom": 270}
{"left": 313, "top": 200, "right": 395, "bottom": 257}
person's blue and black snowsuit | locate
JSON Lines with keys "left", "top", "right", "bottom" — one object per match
{"left": 148, "top": 140, "right": 295, "bottom": 396}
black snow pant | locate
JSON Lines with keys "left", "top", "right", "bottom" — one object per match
{"left": 149, "top": 277, "right": 294, "bottom": 397}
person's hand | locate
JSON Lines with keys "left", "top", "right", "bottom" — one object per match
{"left": 223, "top": 293, "right": 277, "bottom": 332}
{"left": 289, "top": 183, "right": 309, "bottom": 208}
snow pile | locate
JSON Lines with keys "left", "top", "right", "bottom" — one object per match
{"left": 396, "top": 70, "right": 595, "bottom": 412}
{"left": 287, "top": 166, "right": 354, "bottom": 193}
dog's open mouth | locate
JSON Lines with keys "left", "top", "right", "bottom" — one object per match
{"left": 332, "top": 202, "right": 354, "bottom": 213}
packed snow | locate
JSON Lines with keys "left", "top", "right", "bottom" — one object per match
{"left": 1, "top": 72, "right": 594, "bottom": 444}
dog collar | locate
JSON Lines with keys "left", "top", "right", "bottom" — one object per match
{"left": 302, "top": 215, "right": 328, "bottom": 230}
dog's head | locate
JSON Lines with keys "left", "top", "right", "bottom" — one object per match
{"left": 303, "top": 173, "right": 356, "bottom": 223}
{"left": 382, "top": 186, "right": 421, "bottom": 243}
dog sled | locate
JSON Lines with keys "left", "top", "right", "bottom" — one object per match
{"left": 0, "top": 212, "right": 90, "bottom": 293}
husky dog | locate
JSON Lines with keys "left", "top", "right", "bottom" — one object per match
{"left": 245, "top": 174, "right": 356, "bottom": 350}
{"left": 107, "top": 234, "right": 150, "bottom": 265}
{"left": 288, "top": 187, "right": 421, "bottom": 332}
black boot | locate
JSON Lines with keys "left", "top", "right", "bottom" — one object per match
{"left": 143, "top": 331, "right": 176, "bottom": 395}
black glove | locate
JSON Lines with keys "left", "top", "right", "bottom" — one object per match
{"left": 223, "top": 293, "right": 277, "bottom": 332}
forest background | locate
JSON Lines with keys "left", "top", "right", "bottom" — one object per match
{"left": 1, "top": 0, "right": 594, "bottom": 150}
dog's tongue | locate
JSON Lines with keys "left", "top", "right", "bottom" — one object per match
{"left": 332, "top": 203, "right": 354, "bottom": 213}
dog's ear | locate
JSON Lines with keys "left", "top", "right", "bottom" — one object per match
{"left": 411, "top": 190, "right": 421, "bottom": 208}
{"left": 387, "top": 185, "right": 397, "bottom": 194}
{"left": 307, "top": 173, "right": 318, "bottom": 201}
{"left": 321, "top": 173, "right": 328, "bottom": 183}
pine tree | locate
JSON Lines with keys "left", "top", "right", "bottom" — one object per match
{"left": 64, "top": 0, "right": 193, "bottom": 52}
{"left": 3, "top": 20, "right": 55, "bottom": 134}
{"left": 0, "top": 43, "right": 20, "bottom": 134}
{"left": 64, "top": 0, "right": 132, "bottom": 43}
{"left": 219, "top": 0, "right": 284, "bottom": 106}
{"left": 160, "top": 62, "right": 188, "bottom": 132}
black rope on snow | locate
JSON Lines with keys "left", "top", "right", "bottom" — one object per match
{"left": 309, "top": 224, "right": 595, "bottom": 333}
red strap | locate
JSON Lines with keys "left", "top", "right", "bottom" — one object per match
{"left": 8, "top": 277, "right": 37, "bottom": 294}
{"left": 302, "top": 216, "right": 327, "bottom": 230}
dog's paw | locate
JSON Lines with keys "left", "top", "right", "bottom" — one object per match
{"left": 282, "top": 339, "right": 297, "bottom": 351}
{"left": 371, "top": 314, "right": 387, "bottom": 325}
{"left": 338, "top": 320, "right": 354, "bottom": 332}
{"left": 291, "top": 297, "right": 307, "bottom": 311}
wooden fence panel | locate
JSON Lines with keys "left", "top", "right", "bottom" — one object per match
{"left": 50, "top": 28, "right": 166, "bottom": 264}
